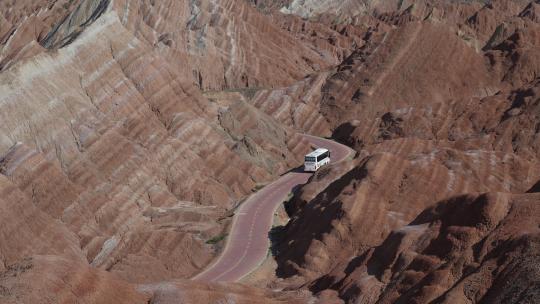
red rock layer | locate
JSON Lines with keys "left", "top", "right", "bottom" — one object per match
{"left": 0, "top": 0, "right": 312, "bottom": 286}
{"left": 314, "top": 192, "right": 540, "bottom": 303}
{"left": 0, "top": 255, "right": 312, "bottom": 304}
{"left": 1, "top": 0, "right": 540, "bottom": 303}
{"left": 262, "top": 1, "right": 540, "bottom": 303}
{"left": 111, "top": 0, "right": 340, "bottom": 91}
{"left": 0, "top": 255, "right": 147, "bottom": 304}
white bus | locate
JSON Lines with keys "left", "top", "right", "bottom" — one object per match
{"left": 304, "top": 148, "right": 331, "bottom": 172}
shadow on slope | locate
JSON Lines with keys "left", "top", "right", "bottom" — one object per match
{"left": 273, "top": 164, "right": 369, "bottom": 278}
{"left": 309, "top": 192, "right": 540, "bottom": 304}
{"left": 40, "top": 0, "right": 110, "bottom": 49}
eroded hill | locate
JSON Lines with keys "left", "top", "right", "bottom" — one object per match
{"left": 0, "top": 0, "right": 539, "bottom": 303}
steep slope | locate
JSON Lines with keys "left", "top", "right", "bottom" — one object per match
{"left": 253, "top": 19, "right": 499, "bottom": 135}
{"left": 1, "top": 0, "right": 342, "bottom": 90}
{"left": 257, "top": 1, "right": 540, "bottom": 302}
{"left": 312, "top": 192, "right": 540, "bottom": 303}
{"left": 0, "top": 255, "right": 147, "bottom": 304}
{"left": 1, "top": 0, "right": 539, "bottom": 303}
{"left": 0, "top": 174, "right": 84, "bottom": 267}
{"left": 0, "top": 0, "right": 75, "bottom": 70}
{"left": 110, "top": 0, "right": 340, "bottom": 91}
{"left": 0, "top": 0, "right": 313, "bottom": 285}
{"left": 276, "top": 144, "right": 539, "bottom": 278}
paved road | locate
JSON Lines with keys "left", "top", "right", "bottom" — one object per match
{"left": 193, "top": 134, "right": 353, "bottom": 282}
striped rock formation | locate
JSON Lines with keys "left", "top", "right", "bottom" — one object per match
{"left": 0, "top": 0, "right": 316, "bottom": 290}
{"left": 260, "top": 1, "right": 540, "bottom": 303}
{"left": 314, "top": 191, "right": 540, "bottom": 303}
{"left": 110, "top": 0, "right": 341, "bottom": 91}
{"left": 0, "top": 255, "right": 314, "bottom": 304}
{"left": 1, "top": 0, "right": 540, "bottom": 303}
{"left": 0, "top": 255, "right": 147, "bottom": 304}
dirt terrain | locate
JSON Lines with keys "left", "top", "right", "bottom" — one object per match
{"left": 254, "top": 1, "right": 540, "bottom": 303}
{"left": 0, "top": 0, "right": 539, "bottom": 303}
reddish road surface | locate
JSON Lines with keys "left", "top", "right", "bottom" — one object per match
{"left": 193, "top": 134, "right": 353, "bottom": 282}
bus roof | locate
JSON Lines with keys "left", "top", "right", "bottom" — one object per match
{"left": 306, "top": 148, "right": 329, "bottom": 157}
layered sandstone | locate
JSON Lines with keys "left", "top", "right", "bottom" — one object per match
{"left": 313, "top": 191, "right": 540, "bottom": 303}
{"left": 0, "top": 255, "right": 313, "bottom": 304}
{"left": 261, "top": 1, "right": 540, "bottom": 303}
{"left": 0, "top": 0, "right": 314, "bottom": 289}
{"left": 110, "top": 0, "right": 341, "bottom": 91}
{"left": 1, "top": 0, "right": 539, "bottom": 303}
{"left": 0, "top": 255, "right": 147, "bottom": 304}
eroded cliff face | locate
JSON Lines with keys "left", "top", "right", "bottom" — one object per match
{"left": 0, "top": 0, "right": 342, "bottom": 90}
{"left": 111, "top": 0, "right": 344, "bottom": 91}
{"left": 257, "top": 0, "right": 540, "bottom": 303}
{"left": 315, "top": 192, "right": 540, "bottom": 303}
{"left": 0, "top": 0, "right": 318, "bottom": 299}
{"left": 1, "top": 0, "right": 539, "bottom": 303}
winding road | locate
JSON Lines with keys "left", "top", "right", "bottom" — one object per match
{"left": 193, "top": 134, "right": 353, "bottom": 282}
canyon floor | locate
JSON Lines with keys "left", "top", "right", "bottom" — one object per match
{"left": 0, "top": 0, "right": 539, "bottom": 303}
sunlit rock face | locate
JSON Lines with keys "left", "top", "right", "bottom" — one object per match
{"left": 251, "top": 1, "right": 540, "bottom": 303}
{"left": 280, "top": 0, "right": 370, "bottom": 20}
{"left": 1, "top": 0, "right": 540, "bottom": 303}
{"left": 111, "top": 0, "right": 342, "bottom": 91}
{"left": 0, "top": 0, "right": 313, "bottom": 288}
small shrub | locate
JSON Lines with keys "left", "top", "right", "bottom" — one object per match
{"left": 206, "top": 234, "right": 228, "bottom": 244}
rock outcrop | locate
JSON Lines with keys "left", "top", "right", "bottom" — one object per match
{"left": 1, "top": 0, "right": 539, "bottom": 303}
{"left": 262, "top": 1, "right": 540, "bottom": 303}
{"left": 311, "top": 192, "right": 540, "bottom": 303}
{"left": 0, "top": 0, "right": 313, "bottom": 288}
{"left": 0, "top": 255, "right": 147, "bottom": 304}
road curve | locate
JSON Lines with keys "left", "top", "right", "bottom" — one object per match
{"left": 193, "top": 134, "right": 353, "bottom": 282}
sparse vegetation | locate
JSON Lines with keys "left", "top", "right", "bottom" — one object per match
{"left": 206, "top": 233, "right": 228, "bottom": 244}
{"left": 284, "top": 192, "right": 294, "bottom": 202}
{"left": 252, "top": 183, "right": 266, "bottom": 192}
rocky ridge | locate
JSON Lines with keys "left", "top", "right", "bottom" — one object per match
{"left": 257, "top": 1, "right": 540, "bottom": 303}
{"left": 0, "top": 0, "right": 320, "bottom": 301}
{"left": 1, "top": 0, "right": 539, "bottom": 303}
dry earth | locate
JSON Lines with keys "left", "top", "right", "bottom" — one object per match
{"left": 252, "top": 1, "right": 540, "bottom": 303}
{"left": 0, "top": 0, "right": 539, "bottom": 303}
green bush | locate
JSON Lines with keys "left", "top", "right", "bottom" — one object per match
{"left": 206, "top": 234, "right": 228, "bottom": 244}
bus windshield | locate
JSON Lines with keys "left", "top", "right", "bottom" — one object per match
{"left": 305, "top": 156, "right": 316, "bottom": 162}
